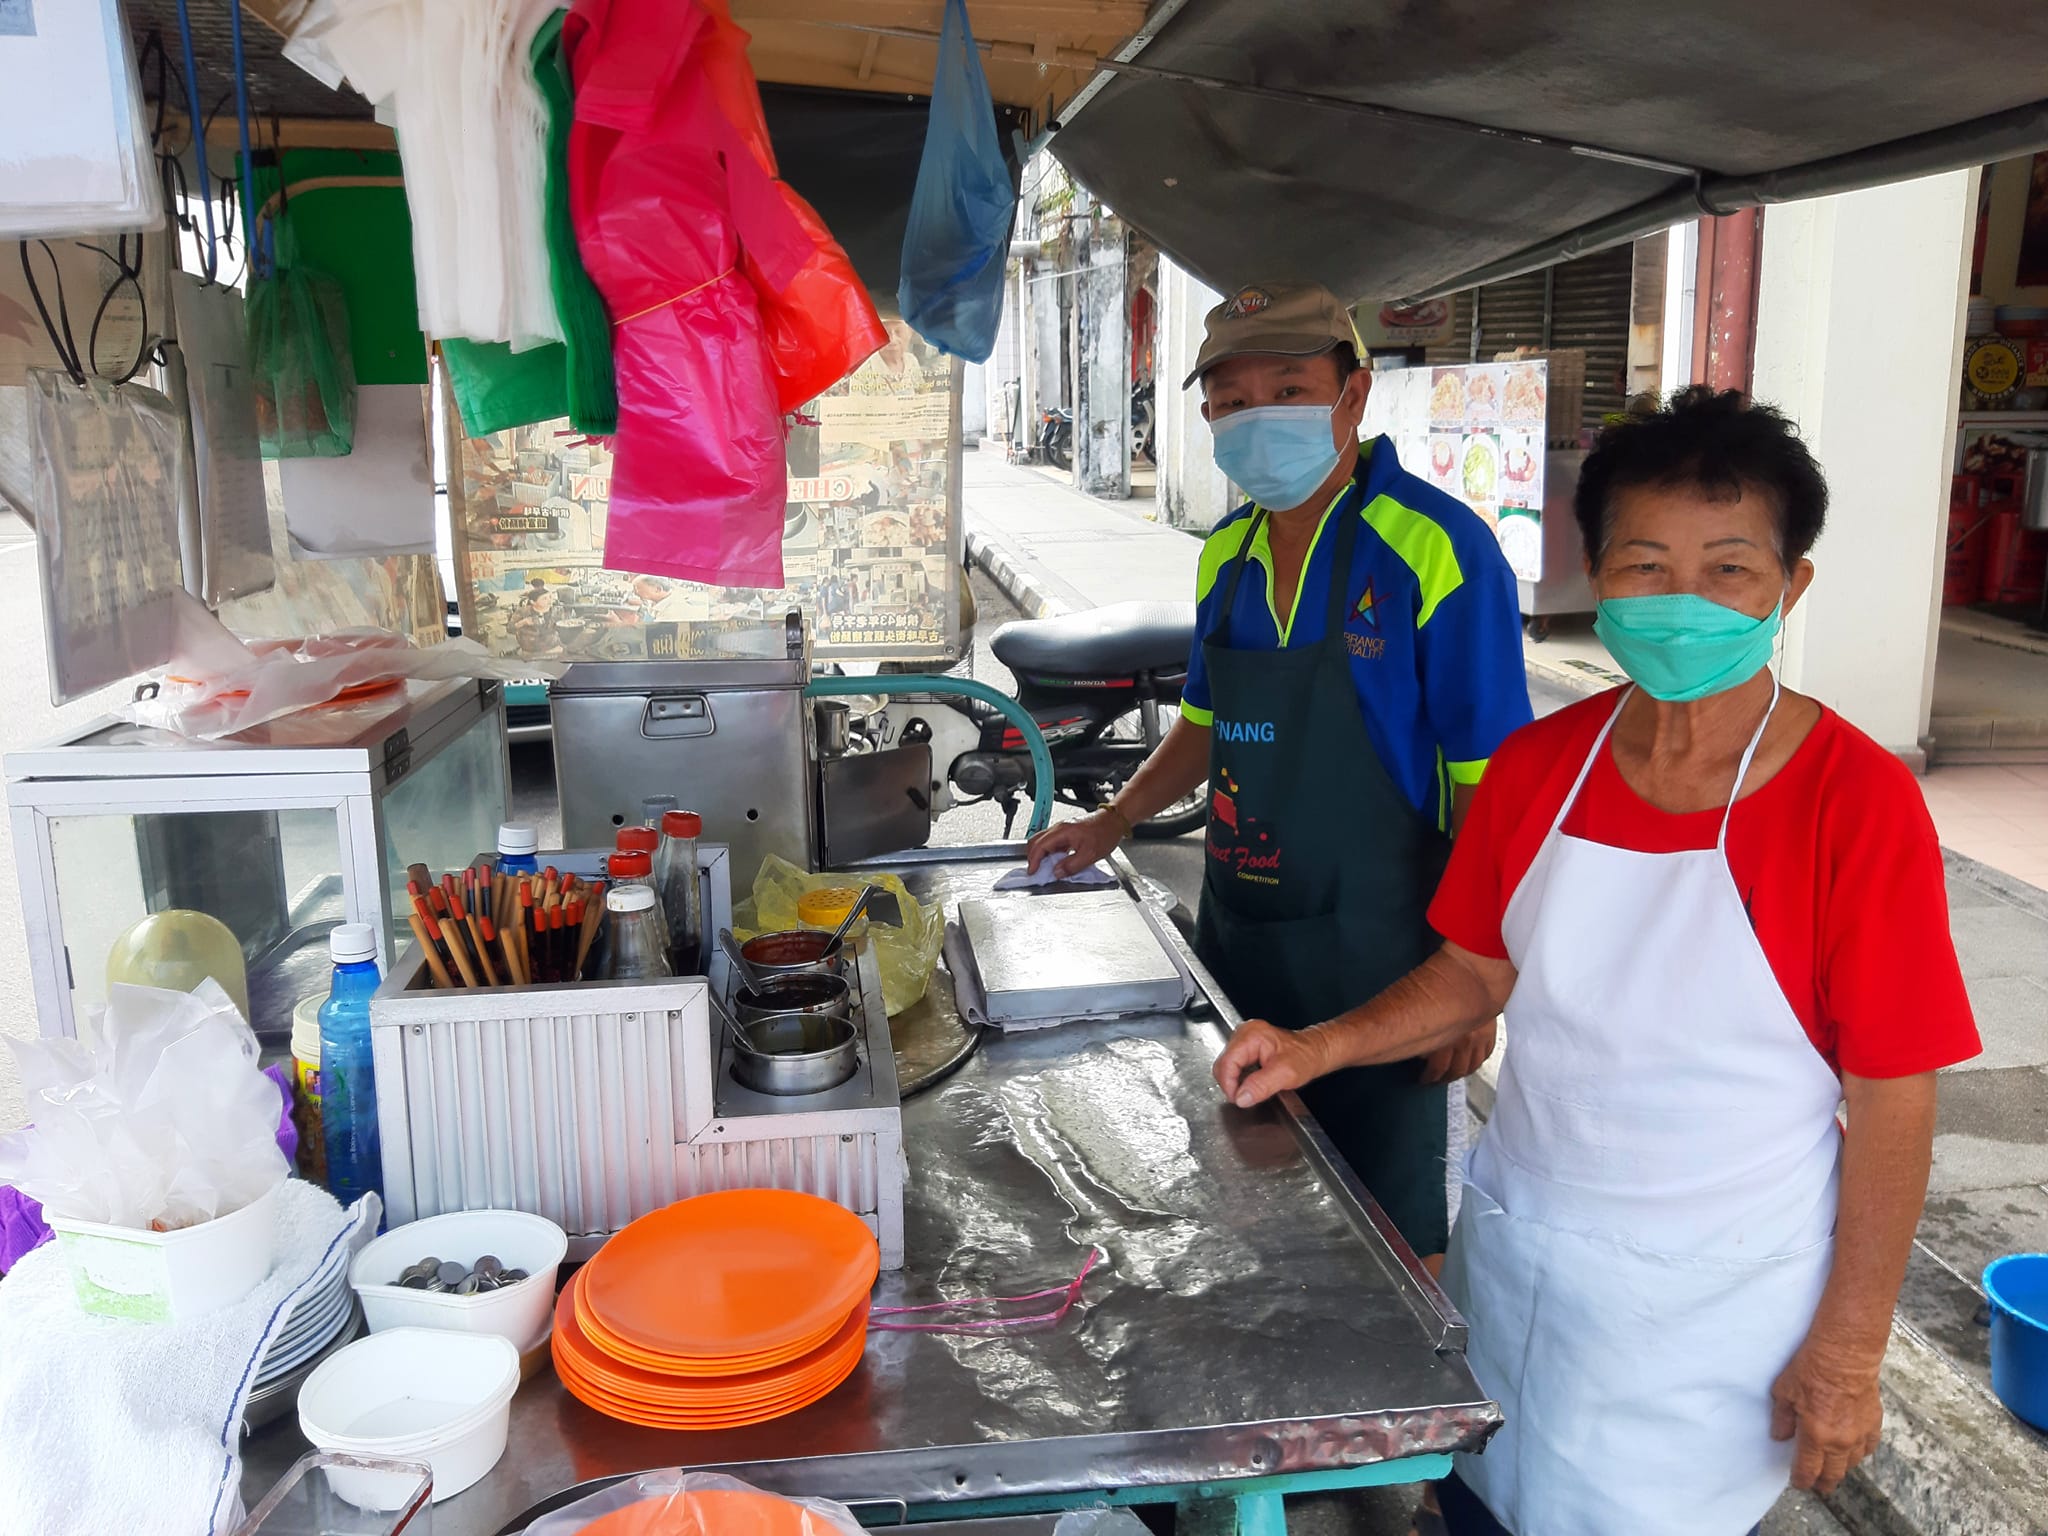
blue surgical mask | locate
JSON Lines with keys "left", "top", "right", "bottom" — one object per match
{"left": 1594, "top": 593, "right": 1783, "bottom": 702}
{"left": 1209, "top": 404, "right": 1342, "bottom": 511}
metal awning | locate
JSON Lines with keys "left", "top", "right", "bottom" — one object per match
{"left": 1048, "top": 0, "right": 2048, "bottom": 301}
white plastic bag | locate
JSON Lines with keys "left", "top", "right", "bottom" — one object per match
{"left": 525, "top": 1472, "right": 872, "bottom": 1536}
{"left": 0, "top": 981, "right": 288, "bottom": 1230}
{"left": 126, "top": 623, "right": 564, "bottom": 740}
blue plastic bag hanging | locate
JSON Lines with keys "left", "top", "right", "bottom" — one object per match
{"left": 897, "top": 0, "right": 1016, "bottom": 363}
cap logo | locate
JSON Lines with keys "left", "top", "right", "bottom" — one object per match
{"left": 1223, "top": 287, "right": 1271, "bottom": 319}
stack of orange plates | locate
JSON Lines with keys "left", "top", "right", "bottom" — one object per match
{"left": 553, "top": 1189, "right": 879, "bottom": 1430}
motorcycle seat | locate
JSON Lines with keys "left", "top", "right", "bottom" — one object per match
{"left": 990, "top": 601, "right": 1197, "bottom": 677}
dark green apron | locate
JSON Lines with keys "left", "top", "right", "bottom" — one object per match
{"left": 1193, "top": 498, "right": 1454, "bottom": 1254}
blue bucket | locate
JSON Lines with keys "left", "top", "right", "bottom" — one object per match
{"left": 1983, "top": 1253, "right": 2048, "bottom": 1430}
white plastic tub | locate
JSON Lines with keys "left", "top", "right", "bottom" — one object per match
{"left": 46, "top": 1178, "right": 282, "bottom": 1323}
{"left": 297, "top": 1327, "right": 521, "bottom": 1507}
{"left": 349, "top": 1209, "right": 567, "bottom": 1352}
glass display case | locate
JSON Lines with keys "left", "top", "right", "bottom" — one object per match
{"left": 6, "top": 679, "right": 508, "bottom": 1046}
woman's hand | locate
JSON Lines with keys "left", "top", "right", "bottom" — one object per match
{"left": 1213, "top": 1020, "right": 1334, "bottom": 1107}
{"left": 1770, "top": 1335, "right": 1884, "bottom": 1494}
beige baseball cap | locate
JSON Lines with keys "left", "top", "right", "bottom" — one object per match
{"left": 1182, "top": 281, "right": 1360, "bottom": 389}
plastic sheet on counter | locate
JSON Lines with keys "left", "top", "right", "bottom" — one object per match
{"left": 126, "top": 619, "right": 563, "bottom": 741}
{"left": 0, "top": 980, "right": 288, "bottom": 1231}
{"left": 526, "top": 1471, "right": 872, "bottom": 1536}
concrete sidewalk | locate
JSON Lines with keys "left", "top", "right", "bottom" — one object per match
{"left": 961, "top": 456, "right": 2048, "bottom": 1536}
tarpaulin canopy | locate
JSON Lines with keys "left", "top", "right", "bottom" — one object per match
{"left": 1048, "top": 0, "right": 2048, "bottom": 302}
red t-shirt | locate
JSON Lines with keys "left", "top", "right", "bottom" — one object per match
{"left": 1428, "top": 691, "right": 1981, "bottom": 1079}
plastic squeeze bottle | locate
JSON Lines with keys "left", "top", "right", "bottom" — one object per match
{"left": 497, "top": 822, "right": 541, "bottom": 877}
{"left": 319, "top": 923, "right": 384, "bottom": 1207}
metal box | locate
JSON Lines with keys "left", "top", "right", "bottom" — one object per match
{"left": 5, "top": 679, "right": 509, "bottom": 1044}
{"left": 551, "top": 648, "right": 817, "bottom": 885}
{"left": 957, "top": 890, "right": 1185, "bottom": 1027}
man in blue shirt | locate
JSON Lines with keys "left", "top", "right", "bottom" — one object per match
{"left": 1028, "top": 282, "right": 1531, "bottom": 1266}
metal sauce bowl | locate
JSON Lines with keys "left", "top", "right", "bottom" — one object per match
{"left": 733, "top": 971, "right": 851, "bottom": 1027}
{"left": 730, "top": 1013, "right": 860, "bottom": 1095}
{"left": 738, "top": 928, "right": 846, "bottom": 979}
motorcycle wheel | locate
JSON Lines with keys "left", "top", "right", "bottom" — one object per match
{"left": 1094, "top": 707, "right": 1207, "bottom": 838}
{"left": 1050, "top": 442, "right": 1073, "bottom": 471}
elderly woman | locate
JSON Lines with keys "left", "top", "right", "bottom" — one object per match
{"left": 1215, "top": 388, "right": 1979, "bottom": 1536}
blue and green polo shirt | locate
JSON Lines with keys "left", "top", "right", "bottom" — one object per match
{"left": 1182, "top": 436, "right": 1532, "bottom": 830}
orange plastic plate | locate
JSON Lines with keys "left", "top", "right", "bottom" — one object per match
{"left": 577, "top": 1488, "right": 841, "bottom": 1536}
{"left": 572, "top": 1271, "right": 849, "bottom": 1377}
{"left": 552, "top": 1271, "right": 867, "bottom": 1406}
{"left": 581, "top": 1190, "right": 879, "bottom": 1359}
{"left": 554, "top": 1341, "right": 862, "bottom": 1430}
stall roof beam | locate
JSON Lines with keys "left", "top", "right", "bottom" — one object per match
{"left": 1044, "top": 0, "right": 2048, "bottom": 304}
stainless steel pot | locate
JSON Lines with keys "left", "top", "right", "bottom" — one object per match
{"left": 730, "top": 1012, "right": 860, "bottom": 1095}
{"left": 733, "top": 971, "right": 851, "bottom": 1026}
{"left": 737, "top": 928, "right": 847, "bottom": 980}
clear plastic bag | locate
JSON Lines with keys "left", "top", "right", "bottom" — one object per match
{"left": 28, "top": 367, "right": 189, "bottom": 705}
{"left": 247, "top": 231, "right": 358, "bottom": 458}
{"left": 0, "top": 3, "right": 164, "bottom": 238}
{"left": 525, "top": 1471, "right": 870, "bottom": 1536}
{"left": 897, "top": 0, "right": 1015, "bottom": 363}
{"left": 127, "top": 623, "right": 563, "bottom": 740}
{"left": 0, "top": 980, "right": 288, "bottom": 1230}
{"left": 743, "top": 855, "right": 942, "bottom": 1016}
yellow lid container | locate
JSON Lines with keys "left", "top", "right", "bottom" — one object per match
{"left": 797, "top": 886, "right": 867, "bottom": 940}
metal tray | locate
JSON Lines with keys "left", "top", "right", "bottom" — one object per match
{"left": 957, "top": 890, "right": 1186, "bottom": 1026}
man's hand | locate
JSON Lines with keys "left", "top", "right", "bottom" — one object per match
{"left": 1213, "top": 1019, "right": 1333, "bottom": 1108}
{"left": 1419, "top": 1017, "right": 1497, "bottom": 1086}
{"left": 1770, "top": 1335, "right": 1884, "bottom": 1494}
{"left": 1024, "top": 810, "right": 1124, "bottom": 878}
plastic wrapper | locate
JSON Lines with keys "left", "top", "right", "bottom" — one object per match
{"left": 29, "top": 368, "right": 188, "bottom": 705}
{"left": 743, "top": 855, "right": 942, "bottom": 1016}
{"left": 526, "top": 1471, "right": 870, "bottom": 1536}
{"left": 897, "top": 0, "right": 1016, "bottom": 363}
{"left": 0, "top": 981, "right": 289, "bottom": 1231}
{"left": 248, "top": 249, "right": 358, "bottom": 459}
{"left": 126, "top": 620, "right": 564, "bottom": 740}
{"left": 440, "top": 336, "right": 570, "bottom": 437}
{"left": 0, "top": 4, "right": 164, "bottom": 238}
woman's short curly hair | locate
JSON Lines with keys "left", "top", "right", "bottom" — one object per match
{"left": 1574, "top": 386, "right": 1828, "bottom": 568}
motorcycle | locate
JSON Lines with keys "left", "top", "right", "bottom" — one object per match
{"left": 858, "top": 601, "right": 1208, "bottom": 840}
{"left": 1037, "top": 405, "right": 1074, "bottom": 471}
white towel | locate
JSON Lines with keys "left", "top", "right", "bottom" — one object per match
{"left": 0, "top": 1179, "right": 377, "bottom": 1536}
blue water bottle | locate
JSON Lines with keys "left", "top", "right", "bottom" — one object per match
{"left": 497, "top": 822, "right": 541, "bottom": 878}
{"left": 319, "top": 923, "right": 384, "bottom": 1207}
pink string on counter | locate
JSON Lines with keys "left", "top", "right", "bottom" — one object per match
{"left": 868, "top": 1248, "right": 1102, "bottom": 1334}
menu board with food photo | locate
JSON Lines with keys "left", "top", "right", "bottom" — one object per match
{"left": 1364, "top": 359, "right": 1548, "bottom": 582}
{"left": 447, "top": 320, "right": 963, "bottom": 664}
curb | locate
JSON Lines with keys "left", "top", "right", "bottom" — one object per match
{"left": 965, "top": 522, "right": 1071, "bottom": 620}
{"left": 1522, "top": 645, "right": 1625, "bottom": 701}
{"left": 1826, "top": 1320, "right": 2048, "bottom": 1536}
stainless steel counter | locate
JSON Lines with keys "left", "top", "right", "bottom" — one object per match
{"left": 242, "top": 852, "right": 1499, "bottom": 1534}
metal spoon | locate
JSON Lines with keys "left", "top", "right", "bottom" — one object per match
{"left": 825, "top": 884, "right": 878, "bottom": 952}
{"left": 718, "top": 928, "right": 771, "bottom": 993}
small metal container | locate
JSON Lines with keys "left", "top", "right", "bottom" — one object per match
{"left": 734, "top": 971, "right": 852, "bottom": 1027}
{"left": 730, "top": 1012, "right": 860, "bottom": 1095}
{"left": 738, "top": 928, "right": 847, "bottom": 979}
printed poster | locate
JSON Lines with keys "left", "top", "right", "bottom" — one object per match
{"left": 1363, "top": 359, "right": 1548, "bottom": 582}
{"left": 448, "top": 320, "right": 963, "bottom": 664}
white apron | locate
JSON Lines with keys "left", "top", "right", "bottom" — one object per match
{"left": 1444, "top": 685, "right": 1844, "bottom": 1536}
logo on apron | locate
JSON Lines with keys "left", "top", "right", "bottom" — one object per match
{"left": 1206, "top": 767, "right": 1282, "bottom": 883}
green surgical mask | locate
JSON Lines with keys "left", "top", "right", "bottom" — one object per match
{"left": 1593, "top": 593, "right": 1783, "bottom": 702}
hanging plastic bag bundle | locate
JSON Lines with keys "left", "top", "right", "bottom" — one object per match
{"left": 897, "top": 0, "right": 1017, "bottom": 364}
{"left": 693, "top": 0, "right": 885, "bottom": 412}
{"left": 247, "top": 217, "right": 358, "bottom": 458}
